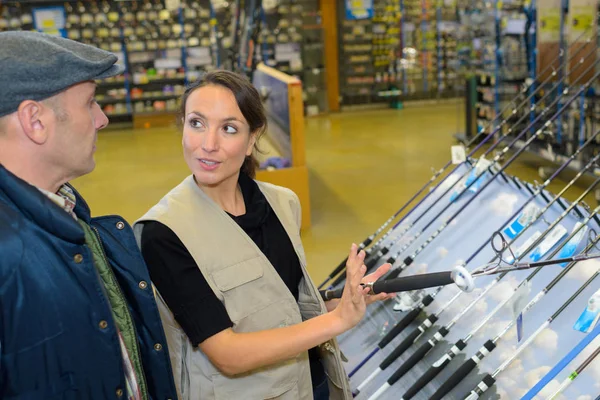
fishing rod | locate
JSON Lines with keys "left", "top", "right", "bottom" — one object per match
{"left": 337, "top": 152, "right": 600, "bottom": 383}
{"left": 348, "top": 154, "right": 600, "bottom": 387}
{"left": 546, "top": 346, "right": 600, "bottom": 400}
{"left": 347, "top": 42, "right": 599, "bottom": 281}
{"left": 522, "top": 319, "right": 600, "bottom": 399}
{"left": 317, "top": 33, "right": 594, "bottom": 290}
{"left": 463, "top": 239, "right": 600, "bottom": 400}
{"left": 381, "top": 58, "right": 600, "bottom": 283}
{"left": 325, "top": 131, "right": 600, "bottom": 304}
{"left": 370, "top": 229, "right": 600, "bottom": 400}
{"left": 363, "top": 193, "right": 600, "bottom": 400}
{"left": 429, "top": 217, "right": 600, "bottom": 399}
{"left": 345, "top": 137, "right": 600, "bottom": 382}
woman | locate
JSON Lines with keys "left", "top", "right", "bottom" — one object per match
{"left": 134, "top": 70, "right": 393, "bottom": 400}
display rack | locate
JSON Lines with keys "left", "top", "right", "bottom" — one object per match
{"left": 257, "top": 0, "right": 327, "bottom": 114}
{"left": 252, "top": 63, "right": 311, "bottom": 228}
{"left": 337, "top": 0, "right": 466, "bottom": 106}
{"left": 0, "top": 0, "right": 328, "bottom": 122}
{"left": 336, "top": 163, "right": 600, "bottom": 399}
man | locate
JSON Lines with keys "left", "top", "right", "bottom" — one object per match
{"left": 0, "top": 31, "right": 177, "bottom": 399}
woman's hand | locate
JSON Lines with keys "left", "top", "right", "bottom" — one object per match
{"left": 362, "top": 263, "right": 396, "bottom": 305}
{"left": 324, "top": 259, "right": 396, "bottom": 312}
{"left": 330, "top": 244, "right": 371, "bottom": 331}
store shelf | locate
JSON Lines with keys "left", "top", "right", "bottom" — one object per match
{"left": 97, "top": 97, "right": 128, "bottom": 105}
{"left": 132, "top": 78, "right": 185, "bottom": 86}
{"left": 131, "top": 94, "right": 181, "bottom": 102}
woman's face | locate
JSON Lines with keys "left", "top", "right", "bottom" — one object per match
{"left": 182, "top": 84, "right": 256, "bottom": 188}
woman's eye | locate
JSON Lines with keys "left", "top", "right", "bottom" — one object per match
{"left": 223, "top": 125, "right": 238, "bottom": 134}
{"left": 189, "top": 119, "right": 204, "bottom": 129}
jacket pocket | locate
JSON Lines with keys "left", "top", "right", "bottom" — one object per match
{"left": 3, "top": 372, "right": 75, "bottom": 400}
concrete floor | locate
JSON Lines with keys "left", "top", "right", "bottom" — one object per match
{"left": 73, "top": 101, "right": 597, "bottom": 284}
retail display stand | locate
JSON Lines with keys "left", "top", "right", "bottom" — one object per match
{"left": 336, "top": 163, "right": 600, "bottom": 399}
{"left": 252, "top": 63, "right": 311, "bottom": 229}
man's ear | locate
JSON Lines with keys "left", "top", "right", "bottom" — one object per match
{"left": 17, "top": 100, "right": 50, "bottom": 145}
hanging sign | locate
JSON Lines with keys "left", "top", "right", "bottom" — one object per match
{"left": 568, "top": 1, "right": 597, "bottom": 43}
{"left": 345, "top": 0, "right": 374, "bottom": 20}
{"left": 32, "top": 6, "right": 67, "bottom": 37}
{"left": 537, "top": 1, "right": 561, "bottom": 43}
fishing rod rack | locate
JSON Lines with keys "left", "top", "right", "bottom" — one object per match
{"left": 333, "top": 43, "right": 600, "bottom": 400}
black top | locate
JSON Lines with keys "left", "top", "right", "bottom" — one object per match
{"left": 141, "top": 173, "right": 325, "bottom": 387}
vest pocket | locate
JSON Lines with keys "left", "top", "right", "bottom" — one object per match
{"left": 212, "top": 257, "right": 264, "bottom": 292}
{"left": 212, "top": 367, "right": 300, "bottom": 400}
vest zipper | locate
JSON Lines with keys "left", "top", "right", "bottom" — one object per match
{"left": 92, "top": 226, "right": 149, "bottom": 399}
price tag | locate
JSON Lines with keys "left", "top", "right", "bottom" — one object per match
{"left": 574, "top": 289, "right": 600, "bottom": 333}
{"left": 529, "top": 225, "right": 568, "bottom": 262}
{"left": 451, "top": 145, "right": 466, "bottom": 164}
{"left": 474, "top": 156, "right": 493, "bottom": 175}
{"left": 510, "top": 282, "right": 531, "bottom": 342}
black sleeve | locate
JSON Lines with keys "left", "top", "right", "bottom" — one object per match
{"left": 141, "top": 221, "right": 233, "bottom": 346}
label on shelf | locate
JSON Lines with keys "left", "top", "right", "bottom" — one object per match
{"left": 155, "top": 58, "right": 182, "bottom": 69}
{"left": 275, "top": 43, "right": 301, "bottom": 62}
{"left": 165, "top": 0, "right": 181, "bottom": 11}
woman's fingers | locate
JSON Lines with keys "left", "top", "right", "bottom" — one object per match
{"left": 362, "top": 263, "right": 392, "bottom": 283}
{"left": 365, "top": 292, "right": 396, "bottom": 305}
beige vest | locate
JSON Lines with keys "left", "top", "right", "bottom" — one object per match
{"left": 133, "top": 176, "right": 351, "bottom": 400}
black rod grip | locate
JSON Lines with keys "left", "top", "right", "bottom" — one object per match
{"left": 363, "top": 238, "right": 373, "bottom": 247}
{"left": 429, "top": 358, "right": 477, "bottom": 400}
{"left": 373, "top": 271, "right": 454, "bottom": 294}
{"left": 472, "top": 374, "right": 497, "bottom": 396}
{"left": 365, "top": 254, "right": 380, "bottom": 271}
{"left": 403, "top": 357, "right": 450, "bottom": 399}
{"left": 403, "top": 339, "right": 466, "bottom": 399}
{"left": 329, "top": 270, "right": 347, "bottom": 289}
{"left": 378, "top": 307, "right": 421, "bottom": 348}
{"left": 320, "top": 272, "right": 453, "bottom": 301}
{"left": 386, "top": 267, "right": 402, "bottom": 279}
{"left": 329, "top": 257, "right": 348, "bottom": 280}
{"left": 388, "top": 340, "right": 434, "bottom": 385}
{"left": 380, "top": 326, "right": 423, "bottom": 369}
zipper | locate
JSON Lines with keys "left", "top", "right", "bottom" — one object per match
{"left": 92, "top": 226, "right": 149, "bottom": 399}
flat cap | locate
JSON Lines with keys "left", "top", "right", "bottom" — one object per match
{"left": 0, "top": 31, "right": 125, "bottom": 117}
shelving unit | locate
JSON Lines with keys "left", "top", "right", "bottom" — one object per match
{"left": 1, "top": 0, "right": 328, "bottom": 122}
{"left": 337, "top": 0, "right": 466, "bottom": 106}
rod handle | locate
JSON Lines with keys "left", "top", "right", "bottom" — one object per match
{"left": 378, "top": 307, "right": 422, "bottom": 348}
{"left": 429, "top": 358, "right": 477, "bottom": 400}
{"left": 403, "top": 339, "right": 467, "bottom": 399}
{"left": 329, "top": 257, "right": 347, "bottom": 281}
{"left": 388, "top": 339, "right": 434, "bottom": 385}
{"left": 373, "top": 271, "right": 454, "bottom": 293}
{"left": 365, "top": 254, "right": 380, "bottom": 271}
{"left": 380, "top": 322, "right": 427, "bottom": 369}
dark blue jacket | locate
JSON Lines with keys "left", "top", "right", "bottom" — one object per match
{"left": 0, "top": 165, "right": 177, "bottom": 400}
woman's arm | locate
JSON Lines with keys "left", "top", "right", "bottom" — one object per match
{"left": 200, "top": 244, "right": 389, "bottom": 376}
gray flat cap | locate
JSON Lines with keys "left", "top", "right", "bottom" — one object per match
{"left": 0, "top": 31, "right": 125, "bottom": 117}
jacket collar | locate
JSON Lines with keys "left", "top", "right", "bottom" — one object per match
{"left": 0, "top": 164, "right": 88, "bottom": 243}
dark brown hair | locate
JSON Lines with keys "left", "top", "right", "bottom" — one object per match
{"left": 178, "top": 70, "right": 267, "bottom": 178}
